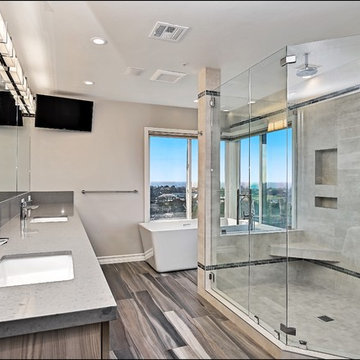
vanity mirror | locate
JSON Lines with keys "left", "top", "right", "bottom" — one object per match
{"left": 0, "top": 89, "right": 30, "bottom": 202}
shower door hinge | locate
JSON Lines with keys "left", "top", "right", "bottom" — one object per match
{"left": 280, "top": 55, "right": 297, "bottom": 67}
{"left": 208, "top": 272, "right": 215, "bottom": 282}
{"left": 280, "top": 323, "right": 296, "bottom": 336}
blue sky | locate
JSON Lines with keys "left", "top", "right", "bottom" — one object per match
{"left": 240, "top": 129, "right": 292, "bottom": 185}
{"left": 150, "top": 137, "right": 188, "bottom": 183}
{"left": 150, "top": 129, "right": 291, "bottom": 184}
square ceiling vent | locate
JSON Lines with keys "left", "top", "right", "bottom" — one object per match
{"left": 150, "top": 69, "right": 187, "bottom": 83}
{"left": 149, "top": 21, "right": 189, "bottom": 42}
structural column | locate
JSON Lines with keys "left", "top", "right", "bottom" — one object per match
{"left": 197, "top": 68, "right": 221, "bottom": 295}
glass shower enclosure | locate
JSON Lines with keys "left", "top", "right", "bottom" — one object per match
{"left": 208, "top": 34, "right": 360, "bottom": 358}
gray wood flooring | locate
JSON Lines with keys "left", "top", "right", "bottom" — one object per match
{"left": 101, "top": 262, "right": 272, "bottom": 359}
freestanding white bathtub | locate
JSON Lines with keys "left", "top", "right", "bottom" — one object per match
{"left": 138, "top": 219, "right": 198, "bottom": 273}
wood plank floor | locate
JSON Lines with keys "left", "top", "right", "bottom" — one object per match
{"left": 101, "top": 262, "right": 273, "bottom": 359}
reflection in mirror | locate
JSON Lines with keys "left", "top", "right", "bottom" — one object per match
{"left": 0, "top": 89, "right": 17, "bottom": 202}
{"left": 0, "top": 87, "right": 30, "bottom": 202}
{"left": 17, "top": 114, "right": 31, "bottom": 193}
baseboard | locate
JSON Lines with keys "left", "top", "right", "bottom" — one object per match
{"left": 97, "top": 253, "right": 145, "bottom": 265}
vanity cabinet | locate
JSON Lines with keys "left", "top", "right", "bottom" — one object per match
{"left": 0, "top": 322, "right": 109, "bottom": 359}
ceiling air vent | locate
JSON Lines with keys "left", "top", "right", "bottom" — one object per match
{"left": 149, "top": 21, "right": 189, "bottom": 42}
{"left": 150, "top": 69, "right": 187, "bottom": 83}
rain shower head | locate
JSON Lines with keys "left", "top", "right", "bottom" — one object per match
{"left": 296, "top": 53, "right": 318, "bottom": 79}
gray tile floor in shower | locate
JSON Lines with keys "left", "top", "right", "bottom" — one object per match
{"left": 215, "top": 261, "right": 360, "bottom": 358}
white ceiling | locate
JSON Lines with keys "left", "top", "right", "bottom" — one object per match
{"left": 1, "top": 1, "right": 360, "bottom": 109}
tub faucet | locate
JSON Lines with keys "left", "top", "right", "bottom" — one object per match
{"left": 236, "top": 189, "right": 255, "bottom": 230}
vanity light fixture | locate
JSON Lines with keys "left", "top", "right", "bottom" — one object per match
{"left": 83, "top": 80, "right": 94, "bottom": 85}
{"left": 0, "top": 12, "right": 35, "bottom": 115}
{"left": 91, "top": 37, "right": 107, "bottom": 45}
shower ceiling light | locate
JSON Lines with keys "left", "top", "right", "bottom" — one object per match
{"left": 83, "top": 80, "right": 94, "bottom": 85}
{"left": 296, "top": 53, "right": 318, "bottom": 79}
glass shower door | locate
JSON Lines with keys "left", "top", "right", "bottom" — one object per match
{"left": 248, "top": 47, "right": 289, "bottom": 342}
{"left": 209, "top": 33, "right": 360, "bottom": 358}
{"left": 210, "top": 70, "right": 251, "bottom": 316}
{"left": 210, "top": 47, "right": 290, "bottom": 343}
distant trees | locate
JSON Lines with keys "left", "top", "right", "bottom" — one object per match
{"left": 150, "top": 185, "right": 187, "bottom": 220}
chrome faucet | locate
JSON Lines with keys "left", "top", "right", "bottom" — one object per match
{"left": 20, "top": 196, "right": 39, "bottom": 221}
{"left": 236, "top": 189, "right": 256, "bottom": 231}
{"left": 20, "top": 198, "right": 28, "bottom": 221}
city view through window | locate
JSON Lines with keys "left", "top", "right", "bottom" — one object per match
{"left": 150, "top": 136, "right": 198, "bottom": 220}
{"left": 150, "top": 129, "right": 292, "bottom": 228}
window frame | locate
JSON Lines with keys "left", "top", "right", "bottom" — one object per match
{"left": 144, "top": 127, "right": 198, "bottom": 222}
{"left": 223, "top": 125, "right": 295, "bottom": 229}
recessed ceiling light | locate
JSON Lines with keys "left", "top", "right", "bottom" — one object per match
{"left": 91, "top": 37, "right": 107, "bottom": 45}
{"left": 193, "top": 99, "right": 198, "bottom": 103}
{"left": 248, "top": 100, "right": 256, "bottom": 104}
{"left": 223, "top": 109, "right": 230, "bottom": 112}
{"left": 83, "top": 80, "right": 94, "bottom": 85}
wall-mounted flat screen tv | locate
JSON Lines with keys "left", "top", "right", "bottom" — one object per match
{"left": 35, "top": 94, "right": 93, "bottom": 132}
{"left": 0, "top": 91, "right": 22, "bottom": 126}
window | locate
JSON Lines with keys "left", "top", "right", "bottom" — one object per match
{"left": 220, "top": 141, "right": 225, "bottom": 217}
{"left": 191, "top": 140, "right": 199, "bottom": 219}
{"left": 145, "top": 129, "right": 198, "bottom": 221}
{"left": 222, "top": 127, "right": 292, "bottom": 229}
{"left": 261, "top": 128, "right": 291, "bottom": 228}
{"left": 240, "top": 136, "right": 260, "bottom": 222}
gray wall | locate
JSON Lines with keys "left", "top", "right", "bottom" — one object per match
{"left": 296, "top": 91, "right": 360, "bottom": 272}
{"left": 30, "top": 100, "right": 197, "bottom": 257}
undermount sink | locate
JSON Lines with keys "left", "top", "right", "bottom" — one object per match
{"left": 30, "top": 216, "right": 68, "bottom": 223}
{"left": 0, "top": 251, "right": 74, "bottom": 288}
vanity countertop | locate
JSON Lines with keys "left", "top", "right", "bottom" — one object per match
{"left": 0, "top": 204, "right": 117, "bottom": 339}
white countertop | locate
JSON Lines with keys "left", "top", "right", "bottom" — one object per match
{"left": 0, "top": 204, "right": 117, "bottom": 338}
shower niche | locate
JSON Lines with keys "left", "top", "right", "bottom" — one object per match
{"left": 315, "top": 148, "right": 337, "bottom": 185}
{"left": 315, "top": 196, "right": 338, "bottom": 209}
{"left": 204, "top": 34, "right": 360, "bottom": 358}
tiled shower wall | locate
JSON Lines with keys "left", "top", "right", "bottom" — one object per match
{"left": 296, "top": 91, "right": 360, "bottom": 274}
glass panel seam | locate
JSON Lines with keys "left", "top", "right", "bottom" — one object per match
{"left": 186, "top": 139, "right": 192, "bottom": 220}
